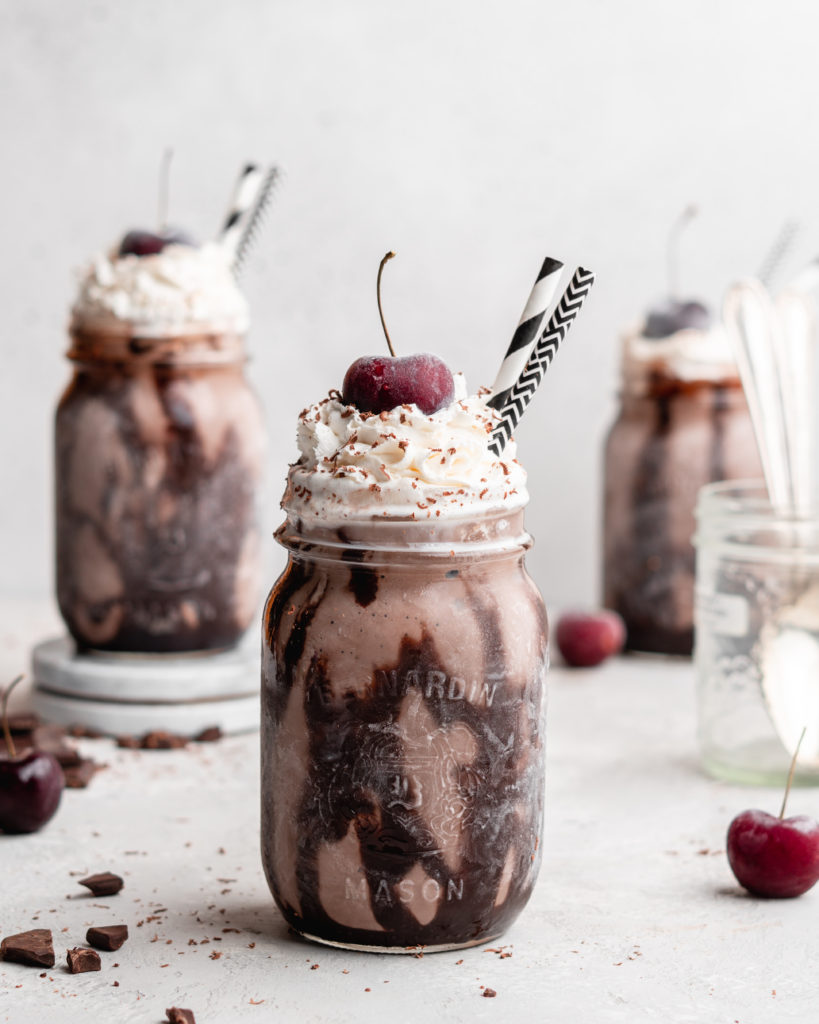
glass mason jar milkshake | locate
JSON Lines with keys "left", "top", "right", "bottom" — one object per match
{"left": 603, "top": 306, "right": 761, "bottom": 655}
{"left": 262, "top": 375, "right": 547, "bottom": 951}
{"left": 56, "top": 239, "right": 266, "bottom": 653}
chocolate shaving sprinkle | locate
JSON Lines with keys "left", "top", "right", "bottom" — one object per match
{"left": 482, "top": 988, "right": 497, "bottom": 998}
{"left": 86, "top": 926, "right": 128, "bottom": 951}
{"left": 1, "top": 929, "right": 55, "bottom": 968}
{"left": 79, "top": 872, "right": 124, "bottom": 897}
{"left": 194, "top": 726, "right": 222, "bottom": 743}
{"left": 166, "top": 1009, "right": 197, "bottom": 1024}
{"left": 66, "top": 947, "right": 101, "bottom": 973}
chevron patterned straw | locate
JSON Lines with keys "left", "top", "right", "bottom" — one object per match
{"left": 231, "top": 165, "right": 280, "bottom": 277}
{"left": 487, "top": 256, "right": 564, "bottom": 411}
{"left": 489, "top": 267, "right": 595, "bottom": 456}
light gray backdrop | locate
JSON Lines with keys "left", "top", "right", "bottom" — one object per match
{"left": 2, "top": 0, "right": 818, "bottom": 612}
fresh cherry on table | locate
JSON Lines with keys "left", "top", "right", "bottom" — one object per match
{"left": 341, "top": 252, "right": 455, "bottom": 416}
{"left": 726, "top": 729, "right": 819, "bottom": 898}
{"left": 0, "top": 676, "right": 64, "bottom": 835}
{"left": 118, "top": 228, "right": 196, "bottom": 258}
{"left": 555, "top": 610, "right": 625, "bottom": 668}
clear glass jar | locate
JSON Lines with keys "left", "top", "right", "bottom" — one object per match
{"left": 694, "top": 480, "right": 819, "bottom": 785}
{"left": 604, "top": 379, "right": 760, "bottom": 656}
{"left": 261, "top": 507, "right": 548, "bottom": 952}
{"left": 55, "top": 322, "right": 266, "bottom": 653}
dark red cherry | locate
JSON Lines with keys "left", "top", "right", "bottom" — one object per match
{"left": 726, "top": 809, "right": 819, "bottom": 899}
{"left": 342, "top": 354, "right": 455, "bottom": 415}
{"left": 556, "top": 610, "right": 625, "bottom": 668}
{"left": 0, "top": 750, "right": 64, "bottom": 834}
{"left": 118, "top": 228, "right": 196, "bottom": 257}
{"left": 643, "top": 299, "right": 711, "bottom": 338}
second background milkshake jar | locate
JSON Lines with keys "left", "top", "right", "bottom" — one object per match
{"left": 56, "top": 237, "right": 266, "bottom": 653}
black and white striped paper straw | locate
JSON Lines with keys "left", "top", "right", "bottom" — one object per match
{"left": 489, "top": 267, "right": 595, "bottom": 456}
{"left": 218, "top": 163, "right": 264, "bottom": 253}
{"left": 231, "top": 165, "right": 281, "bottom": 276}
{"left": 487, "top": 257, "right": 564, "bottom": 411}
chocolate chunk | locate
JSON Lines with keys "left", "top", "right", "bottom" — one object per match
{"left": 1, "top": 929, "right": 55, "bottom": 968}
{"left": 166, "top": 1009, "right": 197, "bottom": 1024}
{"left": 79, "top": 872, "right": 124, "bottom": 896}
{"left": 63, "top": 759, "right": 101, "bottom": 789}
{"left": 68, "top": 724, "right": 104, "bottom": 739}
{"left": 140, "top": 730, "right": 188, "bottom": 750}
{"left": 86, "top": 925, "right": 128, "bottom": 951}
{"left": 194, "top": 726, "right": 222, "bottom": 743}
{"left": 482, "top": 988, "right": 497, "bottom": 998}
{"left": 66, "top": 947, "right": 101, "bottom": 973}
{"left": 116, "top": 735, "right": 140, "bottom": 749}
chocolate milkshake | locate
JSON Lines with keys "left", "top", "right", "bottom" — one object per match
{"left": 261, "top": 374, "right": 547, "bottom": 951}
{"left": 603, "top": 304, "right": 761, "bottom": 655}
{"left": 56, "top": 238, "right": 265, "bottom": 653}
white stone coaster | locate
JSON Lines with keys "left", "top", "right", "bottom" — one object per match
{"left": 32, "top": 636, "right": 259, "bottom": 703}
{"left": 31, "top": 686, "right": 259, "bottom": 736}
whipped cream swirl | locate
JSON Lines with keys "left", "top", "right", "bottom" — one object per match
{"left": 72, "top": 242, "right": 249, "bottom": 336}
{"left": 621, "top": 319, "right": 738, "bottom": 388}
{"left": 284, "top": 374, "right": 528, "bottom": 520}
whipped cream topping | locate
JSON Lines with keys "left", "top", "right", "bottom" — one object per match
{"left": 283, "top": 374, "right": 528, "bottom": 521}
{"left": 621, "top": 319, "right": 739, "bottom": 387}
{"left": 72, "top": 242, "right": 249, "bottom": 336}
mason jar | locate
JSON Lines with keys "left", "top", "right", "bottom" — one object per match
{"left": 55, "top": 322, "right": 266, "bottom": 653}
{"left": 604, "top": 378, "right": 760, "bottom": 656}
{"left": 694, "top": 480, "right": 819, "bottom": 786}
{"left": 261, "top": 507, "right": 548, "bottom": 952}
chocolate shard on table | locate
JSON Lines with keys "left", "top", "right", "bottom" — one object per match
{"left": 0, "top": 929, "right": 55, "bottom": 968}
{"left": 63, "top": 758, "right": 101, "bottom": 789}
{"left": 194, "top": 726, "right": 222, "bottom": 743}
{"left": 66, "top": 946, "right": 101, "bottom": 973}
{"left": 79, "top": 871, "right": 124, "bottom": 896}
{"left": 86, "top": 925, "right": 129, "bottom": 951}
{"left": 166, "top": 1008, "right": 197, "bottom": 1024}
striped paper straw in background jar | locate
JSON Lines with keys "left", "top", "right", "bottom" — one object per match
{"left": 489, "top": 266, "right": 595, "bottom": 456}
{"left": 218, "top": 164, "right": 281, "bottom": 274}
{"left": 487, "top": 256, "right": 564, "bottom": 411}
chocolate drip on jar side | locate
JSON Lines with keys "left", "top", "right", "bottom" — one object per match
{"left": 267, "top": 570, "right": 546, "bottom": 949}
{"left": 337, "top": 528, "right": 379, "bottom": 608}
{"left": 56, "top": 363, "right": 257, "bottom": 652}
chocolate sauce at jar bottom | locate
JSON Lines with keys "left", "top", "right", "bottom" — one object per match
{"left": 56, "top": 365, "right": 257, "bottom": 653}
{"left": 263, "top": 558, "right": 546, "bottom": 949}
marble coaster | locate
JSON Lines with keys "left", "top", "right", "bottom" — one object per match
{"left": 32, "top": 636, "right": 259, "bottom": 703}
{"left": 30, "top": 636, "right": 260, "bottom": 736}
{"left": 31, "top": 687, "right": 259, "bottom": 736}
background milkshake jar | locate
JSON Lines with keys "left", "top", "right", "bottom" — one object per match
{"left": 603, "top": 306, "right": 760, "bottom": 656}
{"left": 55, "top": 233, "right": 266, "bottom": 653}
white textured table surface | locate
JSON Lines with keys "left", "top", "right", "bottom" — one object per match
{"left": 1, "top": 600, "right": 818, "bottom": 1024}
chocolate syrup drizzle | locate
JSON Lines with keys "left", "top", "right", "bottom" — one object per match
{"left": 262, "top": 550, "right": 547, "bottom": 948}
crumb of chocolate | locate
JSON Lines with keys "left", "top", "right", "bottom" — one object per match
{"left": 482, "top": 988, "right": 497, "bottom": 998}
{"left": 66, "top": 947, "right": 101, "bottom": 973}
{"left": 1, "top": 929, "right": 55, "bottom": 968}
{"left": 116, "top": 735, "right": 140, "bottom": 749}
{"left": 64, "top": 759, "right": 103, "bottom": 788}
{"left": 113, "top": 980, "right": 119, "bottom": 987}
{"left": 166, "top": 1010, "right": 197, "bottom": 1024}
{"left": 141, "top": 730, "right": 188, "bottom": 750}
{"left": 86, "top": 926, "right": 128, "bottom": 951}
{"left": 79, "top": 872, "right": 124, "bottom": 897}
{"left": 194, "top": 726, "right": 222, "bottom": 743}
{"left": 310, "top": 963, "right": 319, "bottom": 970}
{"left": 209, "top": 951, "right": 222, "bottom": 960}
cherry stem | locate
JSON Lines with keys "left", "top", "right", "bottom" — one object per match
{"left": 668, "top": 204, "right": 698, "bottom": 300}
{"left": 158, "top": 147, "right": 174, "bottom": 231}
{"left": 779, "top": 726, "right": 807, "bottom": 819}
{"left": 377, "top": 251, "right": 397, "bottom": 358}
{"left": 1, "top": 675, "right": 24, "bottom": 759}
